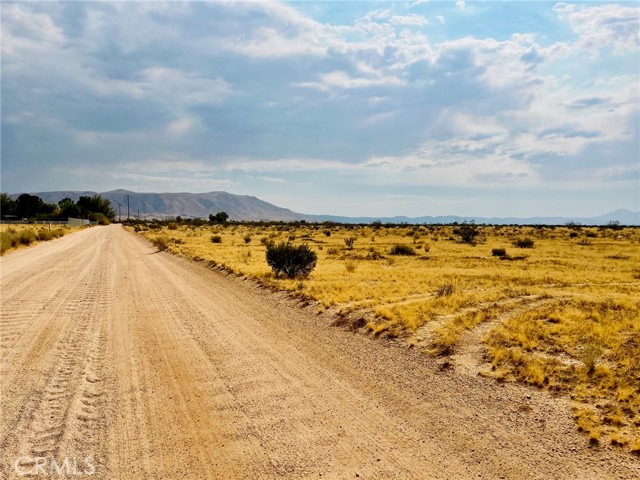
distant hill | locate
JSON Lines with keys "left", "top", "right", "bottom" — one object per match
{"left": 305, "top": 210, "right": 640, "bottom": 226}
{"left": 11, "top": 190, "right": 640, "bottom": 225}
{"left": 23, "top": 190, "right": 305, "bottom": 222}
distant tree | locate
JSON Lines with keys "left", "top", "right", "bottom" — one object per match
{"left": 453, "top": 221, "right": 482, "bottom": 245}
{"left": 209, "top": 211, "right": 229, "bottom": 224}
{"left": 606, "top": 220, "right": 622, "bottom": 230}
{"left": 57, "top": 197, "right": 82, "bottom": 218}
{"left": 15, "top": 194, "right": 45, "bottom": 219}
{"left": 77, "top": 195, "right": 115, "bottom": 220}
{"left": 565, "top": 220, "right": 582, "bottom": 230}
{"left": 1, "top": 193, "right": 17, "bottom": 217}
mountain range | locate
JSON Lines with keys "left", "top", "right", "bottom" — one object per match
{"left": 16, "top": 190, "right": 640, "bottom": 225}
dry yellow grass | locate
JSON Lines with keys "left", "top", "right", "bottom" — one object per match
{"left": 136, "top": 222, "right": 640, "bottom": 451}
{"left": 0, "top": 223, "right": 86, "bottom": 255}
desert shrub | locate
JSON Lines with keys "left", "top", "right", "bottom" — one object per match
{"left": 244, "top": 235, "right": 251, "bottom": 244}
{"left": 152, "top": 236, "right": 170, "bottom": 251}
{"left": 569, "top": 232, "right": 578, "bottom": 238}
{"left": 211, "top": 235, "right": 222, "bottom": 244}
{"left": 514, "top": 237, "right": 534, "bottom": 248}
{"left": 345, "top": 260, "right": 357, "bottom": 273}
{"left": 19, "top": 230, "right": 36, "bottom": 245}
{"left": 266, "top": 242, "right": 317, "bottom": 278}
{"left": 37, "top": 229, "right": 54, "bottom": 241}
{"left": 492, "top": 248, "right": 507, "bottom": 257}
{"left": 167, "top": 222, "right": 178, "bottom": 230}
{"left": 389, "top": 244, "right": 416, "bottom": 256}
{"left": 344, "top": 237, "right": 356, "bottom": 250}
{"left": 423, "top": 243, "right": 431, "bottom": 253}
{"left": 0, "top": 233, "right": 13, "bottom": 254}
{"left": 436, "top": 283, "right": 456, "bottom": 297}
{"left": 367, "top": 248, "right": 384, "bottom": 260}
{"left": 453, "top": 221, "right": 482, "bottom": 245}
{"left": 94, "top": 213, "right": 110, "bottom": 225}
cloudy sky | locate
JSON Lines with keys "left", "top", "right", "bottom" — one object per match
{"left": 1, "top": 1, "right": 638, "bottom": 217}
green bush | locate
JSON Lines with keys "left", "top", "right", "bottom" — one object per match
{"left": 389, "top": 244, "right": 416, "bottom": 256}
{"left": 266, "top": 242, "right": 317, "bottom": 278}
{"left": 453, "top": 221, "right": 482, "bottom": 245}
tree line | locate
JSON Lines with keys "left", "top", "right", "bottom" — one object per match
{"left": 0, "top": 193, "right": 115, "bottom": 224}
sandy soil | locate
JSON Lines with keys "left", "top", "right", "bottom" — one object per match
{"left": 1, "top": 224, "right": 637, "bottom": 479}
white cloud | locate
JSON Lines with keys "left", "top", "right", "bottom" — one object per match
{"left": 2, "top": 0, "right": 638, "bottom": 215}
{"left": 389, "top": 14, "right": 429, "bottom": 26}
{"left": 554, "top": 2, "right": 640, "bottom": 55}
{"left": 456, "top": 0, "right": 466, "bottom": 11}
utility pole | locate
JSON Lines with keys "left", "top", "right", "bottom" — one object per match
{"left": 116, "top": 202, "right": 122, "bottom": 223}
{"left": 137, "top": 209, "right": 140, "bottom": 221}
{"left": 125, "top": 195, "right": 131, "bottom": 220}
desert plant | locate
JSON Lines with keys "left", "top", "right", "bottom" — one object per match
{"left": 152, "top": 236, "right": 170, "bottom": 251}
{"left": 37, "top": 229, "right": 54, "bottom": 241}
{"left": 244, "top": 235, "right": 251, "bottom": 244}
{"left": 436, "top": 283, "right": 456, "bottom": 297}
{"left": 453, "top": 221, "right": 482, "bottom": 245}
{"left": 211, "top": 235, "right": 222, "bottom": 244}
{"left": 367, "top": 248, "right": 384, "bottom": 260}
{"left": 19, "top": 230, "right": 36, "bottom": 245}
{"left": 0, "top": 233, "right": 13, "bottom": 254}
{"left": 389, "top": 244, "right": 416, "bottom": 256}
{"left": 265, "top": 242, "right": 317, "bottom": 278}
{"left": 514, "top": 237, "right": 534, "bottom": 248}
{"left": 345, "top": 260, "right": 357, "bottom": 273}
{"left": 344, "top": 237, "right": 356, "bottom": 250}
{"left": 492, "top": 248, "right": 507, "bottom": 257}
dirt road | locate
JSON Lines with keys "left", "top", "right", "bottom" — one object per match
{"left": 1, "top": 225, "right": 637, "bottom": 479}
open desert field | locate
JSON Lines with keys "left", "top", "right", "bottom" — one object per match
{"left": 137, "top": 221, "right": 640, "bottom": 453}
{"left": 1, "top": 224, "right": 638, "bottom": 479}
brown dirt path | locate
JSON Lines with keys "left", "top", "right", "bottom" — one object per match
{"left": 1, "top": 225, "right": 637, "bottom": 479}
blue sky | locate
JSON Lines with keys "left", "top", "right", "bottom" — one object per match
{"left": 1, "top": 1, "right": 638, "bottom": 217}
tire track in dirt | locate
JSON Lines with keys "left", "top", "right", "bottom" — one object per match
{"left": 1, "top": 225, "right": 639, "bottom": 479}
{"left": 0, "top": 231, "right": 112, "bottom": 474}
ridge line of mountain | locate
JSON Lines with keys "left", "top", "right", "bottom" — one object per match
{"left": 10, "top": 190, "right": 639, "bottom": 225}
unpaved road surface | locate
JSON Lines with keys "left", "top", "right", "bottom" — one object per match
{"left": 1, "top": 225, "right": 638, "bottom": 479}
